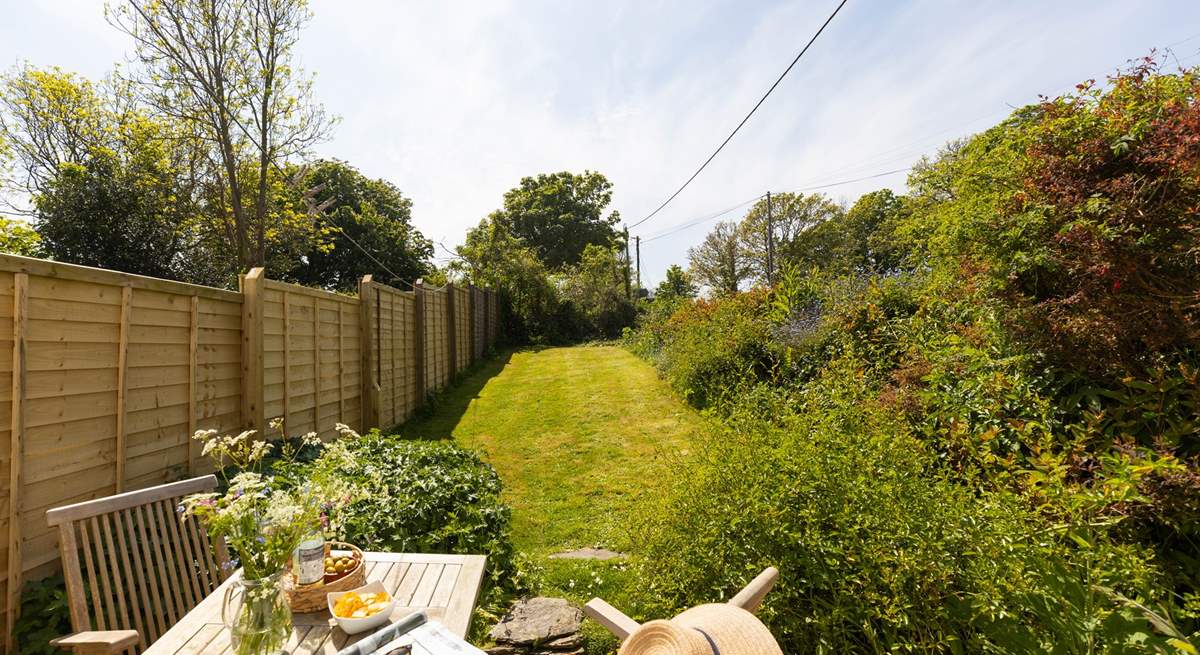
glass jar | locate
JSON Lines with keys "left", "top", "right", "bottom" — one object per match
{"left": 221, "top": 571, "right": 292, "bottom": 655}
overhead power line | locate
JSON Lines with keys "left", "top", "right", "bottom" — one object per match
{"left": 628, "top": 0, "right": 849, "bottom": 230}
{"left": 643, "top": 165, "right": 909, "bottom": 243}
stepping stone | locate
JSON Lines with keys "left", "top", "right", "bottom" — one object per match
{"left": 547, "top": 547, "right": 624, "bottom": 561}
{"left": 489, "top": 597, "right": 583, "bottom": 653}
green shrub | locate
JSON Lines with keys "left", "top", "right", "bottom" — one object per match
{"left": 631, "top": 368, "right": 1173, "bottom": 653}
{"left": 630, "top": 288, "right": 779, "bottom": 409}
{"left": 276, "top": 430, "right": 517, "bottom": 592}
{"left": 14, "top": 576, "right": 71, "bottom": 655}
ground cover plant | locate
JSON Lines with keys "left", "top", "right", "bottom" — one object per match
{"left": 625, "top": 59, "right": 1200, "bottom": 653}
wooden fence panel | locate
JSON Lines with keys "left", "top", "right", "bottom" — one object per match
{"left": 453, "top": 285, "right": 470, "bottom": 374}
{"left": 360, "top": 279, "right": 418, "bottom": 430}
{"left": 259, "top": 279, "right": 361, "bottom": 440}
{"left": 0, "top": 256, "right": 497, "bottom": 647}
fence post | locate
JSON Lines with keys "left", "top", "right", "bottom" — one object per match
{"left": 468, "top": 284, "right": 477, "bottom": 366}
{"left": 446, "top": 282, "right": 457, "bottom": 377}
{"left": 240, "top": 268, "right": 266, "bottom": 436}
{"left": 5, "top": 273, "right": 27, "bottom": 654}
{"left": 358, "top": 275, "right": 378, "bottom": 431}
{"left": 413, "top": 280, "right": 426, "bottom": 406}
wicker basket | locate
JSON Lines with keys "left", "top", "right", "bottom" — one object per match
{"left": 284, "top": 541, "right": 365, "bottom": 613}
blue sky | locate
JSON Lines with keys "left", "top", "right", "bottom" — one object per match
{"left": 2, "top": 1, "right": 1199, "bottom": 285}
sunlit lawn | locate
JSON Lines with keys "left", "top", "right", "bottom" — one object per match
{"left": 400, "top": 344, "right": 703, "bottom": 653}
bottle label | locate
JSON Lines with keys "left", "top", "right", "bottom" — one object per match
{"left": 295, "top": 539, "right": 325, "bottom": 586}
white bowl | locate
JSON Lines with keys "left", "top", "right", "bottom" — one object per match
{"left": 327, "top": 581, "right": 397, "bottom": 635}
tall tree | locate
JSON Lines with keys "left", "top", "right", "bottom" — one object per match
{"left": 789, "top": 189, "right": 907, "bottom": 274}
{"left": 281, "top": 160, "right": 433, "bottom": 290}
{"left": 688, "top": 220, "right": 750, "bottom": 296}
{"left": 737, "top": 192, "right": 842, "bottom": 284}
{"left": 561, "top": 244, "right": 635, "bottom": 338}
{"left": 494, "top": 170, "right": 620, "bottom": 269}
{"left": 0, "top": 65, "right": 212, "bottom": 279}
{"left": 108, "top": 0, "right": 335, "bottom": 272}
{"left": 0, "top": 216, "right": 42, "bottom": 257}
{"left": 0, "top": 65, "right": 110, "bottom": 209}
{"left": 655, "top": 264, "right": 697, "bottom": 299}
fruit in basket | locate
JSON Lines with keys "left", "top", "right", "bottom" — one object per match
{"left": 324, "top": 554, "right": 357, "bottom": 576}
{"left": 332, "top": 591, "right": 391, "bottom": 619}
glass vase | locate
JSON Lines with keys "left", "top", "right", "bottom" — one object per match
{"left": 221, "top": 571, "right": 292, "bottom": 655}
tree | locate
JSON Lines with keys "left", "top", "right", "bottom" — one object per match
{"left": 688, "top": 220, "right": 750, "bottom": 296}
{"left": 280, "top": 160, "right": 432, "bottom": 291}
{"left": 108, "top": 0, "right": 335, "bottom": 272}
{"left": 561, "top": 244, "right": 635, "bottom": 338}
{"left": 655, "top": 264, "right": 696, "bottom": 299}
{"left": 737, "top": 192, "right": 842, "bottom": 284}
{"left": 0, "top": 65, "right": 112, "bottom": 209}
{"left": 493, "top": 171, "right": 620, "bottom": 269}
{"left": 788, "top": 189, "right": 907, "bottom": 274}
{"left": 455, "top": 216, "right": 569, "bottom": 343}
{"left": 0, "top": 216, "right": 42, "bottom": 257}
{"left": 35, "top": 149, "right": 191, "bottom": 278}
{"left": 0, "top": 65, "right": 217, "bottom": 279}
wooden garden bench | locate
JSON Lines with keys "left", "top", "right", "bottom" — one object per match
{"left": 45, "top": 476, "right": 232, "bottom": 655}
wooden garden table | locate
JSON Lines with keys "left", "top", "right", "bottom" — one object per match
{"left": 143, "top": 552, "right": 487, "bottom": 655}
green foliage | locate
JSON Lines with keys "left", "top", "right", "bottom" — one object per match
{"left": 631, "top": 377, "right": 1169, "bottom": 653}
{"left": 561, "top": 244, "right": 635, "bottom": 339}
{"left": 687, "top": 220, "right": 749, "bottom": 296}
{"left": 627, "top": 60, "right": 1200, "bottom": 654}
{"left": 276, "top": 430, "right": 519, "bottom": 596}
{"left": 654, "top": 264, "right": 696, "bottom": 300}
{"left": 491, "top": 171, "right": 620, "bottom": 270}
{"left": 737, "top": 192, "right": 844, "bottom": 283}
{"left": 280, "top": 159, "right": 432, "bottom": 291}
{"left": 786, "top": 189, "right": 907, "bottom": 274}
{"left": 13, "top": 576, "right": 70, "bottom": 655}
{"left": 455, "top": 177, "right": 636, "bottom": 344}
{"left": 0, "top": 216, "right": 42, "bottom": 257}
{"left": 629, "top": 288, "right": 776, "bottom": 408}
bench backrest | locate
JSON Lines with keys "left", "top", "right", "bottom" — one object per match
{"left": 46, "top": 476, "right": 232, "bottom": 652}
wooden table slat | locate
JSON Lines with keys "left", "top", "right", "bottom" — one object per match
{"left": 142, "top": 552, "right": 486, "bottom": 655}
{"left": 408, "top": 564, "right": 444, "bottom": 608}
{"left": 392, "top": 563, "right": 427, "bottom": 606}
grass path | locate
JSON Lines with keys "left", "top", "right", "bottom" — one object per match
{"left": 402, "top": 345, "right": 702, "bottom": 557}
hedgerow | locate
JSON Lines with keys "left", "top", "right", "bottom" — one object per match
{"left": 624, "top": 59, "right": 1200, "bottom": 653}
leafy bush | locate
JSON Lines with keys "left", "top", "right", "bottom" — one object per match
{"left": 624, "top": 60, "right": 1200, "bottom": 651}
{"left": 14, "top": 576, "right": 71, "bottom": 655}
{"left": 631, "top": 371, "right": 1176, "bottom": 653}
{"left": 626, "top": 288, "right": 778, "bottom": 408}
{"left": 274, "top": 430, "right": 521, "bottom": 605}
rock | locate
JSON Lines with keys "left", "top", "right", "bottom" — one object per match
{"left": 489, "top": 597, "right": 583, "bottom": 650}
{"left": 548, "top": 547, "right": 625, "bottom": 561}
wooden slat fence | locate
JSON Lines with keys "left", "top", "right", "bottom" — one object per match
{"left": 0, "top": 256, "right": 499, "bottom": 650}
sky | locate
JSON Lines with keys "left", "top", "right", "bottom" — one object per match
{"left": 2, "top": 0, "right": 1199, "bottom": 286}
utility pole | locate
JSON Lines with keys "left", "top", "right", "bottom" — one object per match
{"left": 635, "top": 236, "right": 641, "bottom": 295}
{"left": 766, "top": 191, "right": 774, "bottom": 286}
{"left": 623, "top": 227, "right": 632, "bottom": 300}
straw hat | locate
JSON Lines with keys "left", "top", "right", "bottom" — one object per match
{"left": 619, "top": 604, "right": 783, "bottom": 655}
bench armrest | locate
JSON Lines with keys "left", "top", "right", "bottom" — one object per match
{"left": 584, "top": 597, "right": 640, "bottom": 641}
{"left": 51, "top": 630, "right": 140, "bottom": 654}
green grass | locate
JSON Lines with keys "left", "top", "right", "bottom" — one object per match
{"left": 398, "top": 344, "right": 704, "bottom": 652}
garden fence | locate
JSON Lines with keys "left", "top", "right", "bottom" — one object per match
{"left": 0, "top": 254, "right": 499, "bottom": 646}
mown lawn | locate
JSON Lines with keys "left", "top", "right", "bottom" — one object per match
{"left": 399, "top": 344, "right": 703, "bottom": 651}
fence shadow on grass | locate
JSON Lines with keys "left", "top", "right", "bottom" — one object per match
{"left": 392, "top": 349, "right": 516, "bottom": 440}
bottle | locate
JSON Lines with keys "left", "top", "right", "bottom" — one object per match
{"left": 294, "top": 532, "right": 326, "bottom": 587}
